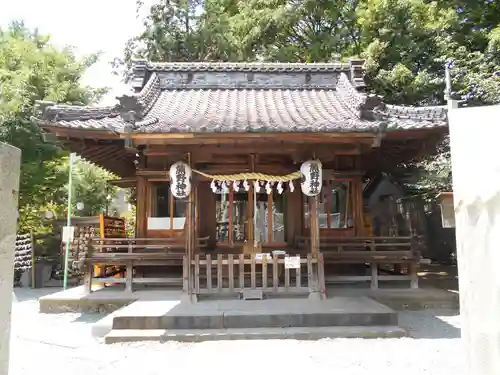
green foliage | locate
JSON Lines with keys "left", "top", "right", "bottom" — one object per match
{"left": 123, "top": 1, "right": 499, "bottom": 104}
{"left": 0, "top": 22, "right": 115, "bottom": 233}
{"left": 65, "top": 157, "right": 119, "bottom": 217}
{"left": 120, "top": 0, "right": 500, "bottom": 199}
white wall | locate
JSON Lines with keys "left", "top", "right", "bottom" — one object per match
{"left": 449, "top": 104, "right": 500, "bottom": 375}
{"left": 0, "top": 143, "right": 21, "bottom": 375}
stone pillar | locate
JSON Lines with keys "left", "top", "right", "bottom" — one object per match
{"left": 0, "top": 142, "right": 21, "bottom": 375}
{"left": 448, "top": 105, "right": 500, "bottom": 375}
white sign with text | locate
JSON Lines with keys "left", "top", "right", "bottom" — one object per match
{"left": 284, "top": 256, "right": 301, "bottom": 269}
{"left": 62, "top": 226, "right": 75, "bottom": 243}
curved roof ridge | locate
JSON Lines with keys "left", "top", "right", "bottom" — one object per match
{"left": 142, "top": 60, "right": 351, "bottom": 73}
{"left": 334, "top": 72, "right": 367, "bottom": 117}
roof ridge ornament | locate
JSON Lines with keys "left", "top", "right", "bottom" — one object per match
{"left": 348, "top": 59, "right": 366, "bottom": 90}
{"left": 129, "top": 59, "right": 149, "bottom": 92}
{"left": 117, "top": 72, "right": 162, "bottom": 122}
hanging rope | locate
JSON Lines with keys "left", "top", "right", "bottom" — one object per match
{"left": 192, "top": 169, "right": 302, "bottom": 182}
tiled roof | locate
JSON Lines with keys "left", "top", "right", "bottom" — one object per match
{"left": 35, "top": 61, "right": 448, "bottom": 135}
{"left": 138, "top": 88, "right": 369, "bottom": 133}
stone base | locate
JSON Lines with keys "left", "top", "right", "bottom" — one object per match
{"left": 180, "top": 293, "right": 198, "bottom": 304}
{"left": 308, "top": 291, "right": 324, "bottom": 301}
{"left": 105, "top": 325, "right": 407, "bottom": 344}
{"left": 110, "top": 296, "right": 398, "bottom": 331}
{"left": 242, "top": 290, "right": 263, "bottom": 300}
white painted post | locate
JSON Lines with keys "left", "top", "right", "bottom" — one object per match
{"left": 449, "top": 105, "right": 500, "bottom": 375}
{"left": 0, "top": 142, "right": 21, "bottom": 375}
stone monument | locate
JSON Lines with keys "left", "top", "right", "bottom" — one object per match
{"left": 0, "top": 142, "right": 21, "bottom": 375}
{"left": 449, "top": 105, "right": 500, "bottom": 375}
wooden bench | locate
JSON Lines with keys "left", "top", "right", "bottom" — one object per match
{"left": 295, "top": 236, "right": 420, "bottom": 289}
{"left": 84, "top": 236, "right": 209, "bottom": 293}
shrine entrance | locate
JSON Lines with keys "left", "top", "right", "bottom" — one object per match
{"left": 215, "top": 184, "right": 286, "bottom": 247}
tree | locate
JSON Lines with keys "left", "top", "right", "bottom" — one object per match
{"left": 0, "top": 22, "right": 109, "bottom": 231}
{"left": 71, "top": 158, "right": 118, "bottom": 217}
{"left": 126, "top": 0, "right": 500, "bottom": 104}
{"left": 123, "top": 0, "right": 500, "bottom": 199}
{"left": 114, "top": 0, "right": 239, "bottom": 71}
{"left": 227, "top": 0, "right": 362, "bottom": 62}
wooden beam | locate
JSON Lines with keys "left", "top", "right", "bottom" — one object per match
{"left": 130, "top": 132, "right": 377, "bottom": 141}
{"left": 108, "top": 178, "right": 136, "bottom": 188}
{"left": 143, "top": 143, "right": 363, "bottom": 157}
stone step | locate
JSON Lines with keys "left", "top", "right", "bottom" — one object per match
{"left": 104, "top": 326, "right": 407, "bottom": 344}
{"left": 111, "top": 297, "right": 398, "bottom": 330}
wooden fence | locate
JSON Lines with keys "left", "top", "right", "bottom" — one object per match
{"left": 296, "top": 236, "right": 420, "bottom": 289}
{"left": 84, "top": 237, "right": 209, "bottom": 293}
{"left": 184, "top": 253, "right": 325, "bottom": 296}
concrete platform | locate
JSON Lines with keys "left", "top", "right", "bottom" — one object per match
{"left": 38, "top": 286, "right": 184, "bottom": 313}
{"left": 39, "top": 284, "right": 459, "bottom": 314}
{"left": 111, "top": 297, "right": 398, "bottom": 330}
{"left": 104, "top": 326, "right": 407, "bottom": 344}
{"left": 103, "top": 296, "right": 404, "bottom": 343}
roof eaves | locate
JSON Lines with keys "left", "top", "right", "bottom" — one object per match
{"left": 37, "top": 100, "right": 120, "bottom": 122}
{"left": 373, "top": 105, "right": 449, "bottom": 130}
{"left": 33, "top": 117, "right": 125, "bottom": 135}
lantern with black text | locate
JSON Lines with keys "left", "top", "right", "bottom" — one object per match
{"left": 300, "top": 160, "right": 322, "bottom": 197}
{"left": 169, "top": 161, "right": 192, "bottom": 199}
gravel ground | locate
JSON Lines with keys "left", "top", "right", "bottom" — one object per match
{"left": 9, "top": 288, "right": 464, "bottom": 375}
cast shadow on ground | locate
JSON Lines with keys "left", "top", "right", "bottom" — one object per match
{"left": 71, "top": 313, "right": 106, "bottom": 324}
{"left": 13, "top": 287, "right": 62, "bottom": 302}
{"left": 398, "top": 310, "right": 461, "bottom": 339}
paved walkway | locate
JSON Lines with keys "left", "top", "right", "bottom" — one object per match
{"left": 9, "top": 288, "right": 464, "bottom": 375}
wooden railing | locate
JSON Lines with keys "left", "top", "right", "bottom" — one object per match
{"left": 83, "top": 236, "right": 209, "bottom": 293}
{"left": 295, "top": 236, "right": 420, "bottom": 289}
{"left": 184, "top": 253, "right": 325, "bottom": 296}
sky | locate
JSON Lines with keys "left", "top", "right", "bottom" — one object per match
{"left": 0, "top": 0, "right": 153, "bottom": 105}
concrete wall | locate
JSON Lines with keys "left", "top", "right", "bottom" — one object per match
{"left": 448, "top": 104, "right": 500, "bottom": 375}
{"left": 0, "top": 142, "right": 21, "bottom": 375}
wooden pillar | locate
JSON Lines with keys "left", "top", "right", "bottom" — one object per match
{"left": 285, "top": 186, "right": 301, "bottom": 244}
{"left": 197, "top": 182, "right": 216, "bottom": 248}
{"left": 353, "top": 177, "right": 365, "bottom": 236}
{"left": 248, "top": 155, "right": 255, "bottom": 247}
{"left": 308, "top": 195, "right": 322, "bottom": 300}
{"left": 248, "top": 185, "right": 254, "bottom": 246}
{"left": 184, "top": 153, "right": 197, "bottom": 302}
{"left": 310, "top": 196, "right": 320, "bottom": 256}
{"left": 136, "top": 176, "right": 147, "bottom": 237}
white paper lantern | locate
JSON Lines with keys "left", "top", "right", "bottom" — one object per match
{"left": 300, "top": 160, "right": 322, "bottom": 197}
{"left": 169, "top": 161, "right": 192, "bottom": 199}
